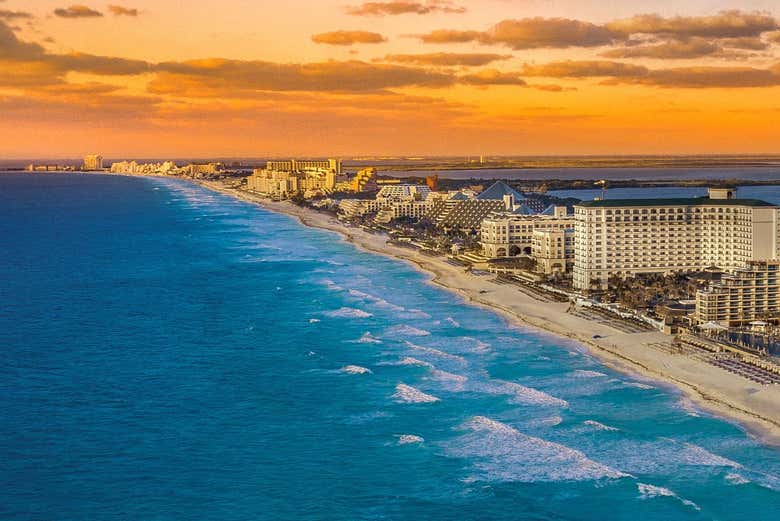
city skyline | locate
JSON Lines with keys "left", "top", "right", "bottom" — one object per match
{"left": 2, "top": 1, "right": 780, "bottom": 157}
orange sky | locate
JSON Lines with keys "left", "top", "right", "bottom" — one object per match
{"left": 1, "top": 1, "right": 780, "bottom": 158}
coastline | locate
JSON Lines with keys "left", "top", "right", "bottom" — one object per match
{"left": 197, "top": 180, "right": 780, "bottom": 446}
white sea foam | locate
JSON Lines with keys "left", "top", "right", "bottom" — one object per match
{"left": 571, "top": 370, "right": 608, "bottom": 379}
{"left": 678, "top": 442, "right": 741, "bottom": 468}
{"left": 348, "top": 289, "right": 405, "bottom": 312}
{"left": 393, "top": 383, "right": 440, "bottom": 404}
{"left": 403, "top": 308, "right": 432, "bottom": 319}
{"left": 677, "top": 397, "right": 702, "bottom": 417}
{"left": 354, "top": 332, "right": 382, "bottom": 344}
{"left": 583, "top": 420, "right": 619, "bottom": 432}
{"left": 481, "top": 380, "right": 568, "bottom": 408}
{"left": 320, "top": 279, "right": 344, "bottom": 291}
{"left": 445, "top": 317, "right": 461, "bottom": 328}
{"left": 725, "top": 473, "right": 751, "bottom": 485}
{"left": 308, "top": 318, "right": 321, "bottom": 323}
{"left": 623, "top": 381, "right": 655, "bottom": 390}
{"left": 637, "top": 483, "right": 700, "bottom": 511}
{"left": 398, "top": 434, "right": 425, "bottom": 445}
{"left": 429, "top": 369, "right": 468, "bottom": 391}
{"left": 390, "top": 357, "right": 434, "bottom": 368}
{"left": 460, "top": 337, "right": 491, "bottom": 352}
{"left": 324, "top": 307, "right": 373, "bottom": 319}
{"left": 527, "top": 415, "right": 564, "bottom": 428}
{"left": 405, "top": 341, "right": 467, "bottom": 364}
{"left": 449, "top": 416, "right": 628, "bottom": 482}
{"left": 340, "top": 365, "right": 372, "bottom": 375}
{"left": 387, "top": 325, "right": 431, "bottom": 337}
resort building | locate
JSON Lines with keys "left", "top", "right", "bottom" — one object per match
{"left": 266, "top": 159, "right": 342, "bottom": 176}
{"left": 188, "top": 163, "right": 224, "bottom": 176}
{"left": 247, "top": 158, "right": 345, "bottom": 198}
{"left": 481, "top": 205, "right": 574, "bottom": 258}
{"left": 573, "top": 188, "right": 780, "bottom": 290}
{"left": 428, "top": 181, "right": 531, "bottom": 231}
{"left": 338, "top": 184, "right": 431, "bottom": 222}
{"left": 82, "top": 154, "right": 103, "bottom": 171}
{"left": 350, "top": 167, "right": 378, "bottom": 192}
{"left": 695, "top": 260, "right": 780, "bottom": 326}
{"left": 110, "top": 161, "right": 181, "bottom": 175}
{"left": 532, "top": 228, "right": 575, "bottom": 275}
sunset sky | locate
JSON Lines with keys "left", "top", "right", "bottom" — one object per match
{"left": 2, "top": 1, "right": 780, "bottom": 158}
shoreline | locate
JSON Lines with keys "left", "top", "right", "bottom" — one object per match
{"left": 197, "top": 180, "right": 780, "bottom": 447}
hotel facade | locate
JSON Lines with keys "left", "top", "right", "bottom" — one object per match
{"left": 695, "top": 260, "right": 780, "bottom": 326}
{"left": 481, "top": 206, "right": 574, "bottom": 258}
{"left": 573, "top": 189, "right": 780, "bottom": 290}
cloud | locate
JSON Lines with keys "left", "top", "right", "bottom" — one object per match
{"left": 54, "top": 5, "right": 103, "bottom": 18}
{"left": 602, "top": 39, "right": 720, "bottom": 59}
{"left": 522, "top": 60, "right": 649, "bottom": 78}
{"left": 768, "top": 31, "right": 780, "bottom": 43}
{"left": 347, "top": 1, "right": 465, "bottom": 16}
{"left": 0, "top": 20, "right": 45, "bottom": 60}
{"left": 459, "top": 69, "right": 526, "bottom": 85}
{"left": 419, "top": 29, "right": 482, "bottom": 43}
{"left": 721, "top": 37, "right": 769, "bottom": 50}
{"left": 154, "top": 59, "right": 454, "bottom": 92}
{"left": 0, "top": 20, "right": 149, "bottom": 77}
{"left": 613, "top": 66, "right": 780, "bottom": 88}
{"left": 311, "top": 30, "right": 386, "bottom": 45}
{"left": 381, "top": 52, "right": 511, "bottom": 66}
{"left": 50, "top": 52, "right": 151, "bottom": 75}
{"left": 108, "top": 5, "right": 139, "bottom": 17}
{"left": 0, "top": 10, "right": 33, "bottom": 20}
{"left": 606, "top": 10, "right": 778, "bottom": 39}
{"left": 418, "top": 17, "right": 619, "bottom": 49}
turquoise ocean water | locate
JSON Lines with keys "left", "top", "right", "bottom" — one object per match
{"left": 1, "top": 173, "right": 780, "bottom": 520}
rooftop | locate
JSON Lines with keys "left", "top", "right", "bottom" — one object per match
{"left": 477, "top": 181, "right": 524, "bottom": 201}
{"left": 576, "top": 197, "right": 776, "bottom": 208}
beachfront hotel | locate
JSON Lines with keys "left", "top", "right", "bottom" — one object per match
{"left": 246, "top": 158, "right": 344, "bottom": 198}
{"left": 532, "top": 228, "right": 575, "bottom": 275}
{"left": 480, "top": 205, "right": 574, "bottom": 258}
{"left": 82, "top": 154, "right": 103, "bottom": 171}
{"left": 573, "top": 188, "right": 780, "bottom": 290}
{"left": 695, "top": 260, "right": 780, "bottom": 326}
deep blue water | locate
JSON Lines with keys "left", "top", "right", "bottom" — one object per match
{"left": 2, "top": 173, "right": 780, "bottom": 520}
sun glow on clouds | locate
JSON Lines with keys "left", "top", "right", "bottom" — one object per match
{"left": 1, "top": 0, "right": 780, "bottom": 157}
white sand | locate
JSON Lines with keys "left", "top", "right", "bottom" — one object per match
{"left": 201, "top": 181, "right": 780, "bottom": 445}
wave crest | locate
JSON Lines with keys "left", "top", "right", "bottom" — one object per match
{"left": 393, "top": 383, "right": 440, "bottom": 404}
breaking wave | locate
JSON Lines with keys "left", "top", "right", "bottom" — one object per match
{"left": 637, "top": 483, "right": 700, "bottom": 511}
{"left": 354, "top": 332, "right": 382, "bottom": 344}
{"left": 340, "top": 365, "right": 372, "bottom": 375}
{"left": 480, "top": 380, "right": 568, "bottom": 408}
{"left": 583, "top": 420, "right": 619, "bottom": 432}
{"left": 398, "top": 434, "right": 425, "bottom": 445}
{"left": 571, "top": 370, "right": 608, "bottom": 379}
{"left": 405, "top": 341, "right": 468, "bottom": 365}
{"left": 393, "top": 383, "right": 440, "bottom": 404}
{"left": 387, "top": 325, "right": 431, "bottom": 337}
{"left": 324, "top": 307, "right": 373, "bottom": 319}
{"left": 450, "top": 416, "right": 629, "bottom": 483}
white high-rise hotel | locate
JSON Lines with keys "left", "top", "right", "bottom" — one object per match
{"left": 573, "top": 188, "right": 780, "bottom": 290}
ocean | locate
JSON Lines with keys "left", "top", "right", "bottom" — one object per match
{"left": 1, "top": 173, "right": 779, "bottom": 520}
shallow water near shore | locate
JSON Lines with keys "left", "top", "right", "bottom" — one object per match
{"left": 2, "top": 173, "right": 780, "bottom": 520}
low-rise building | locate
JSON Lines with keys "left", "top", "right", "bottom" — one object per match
{"left": 695, "top": 260, "right": 780, "bottom": 326}
{"left": 481, "top": 205, "right": 574, "bottom": 258}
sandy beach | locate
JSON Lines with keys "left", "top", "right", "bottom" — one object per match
{"left": 199, "top": 180, "right": 780, "bottom": 446}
